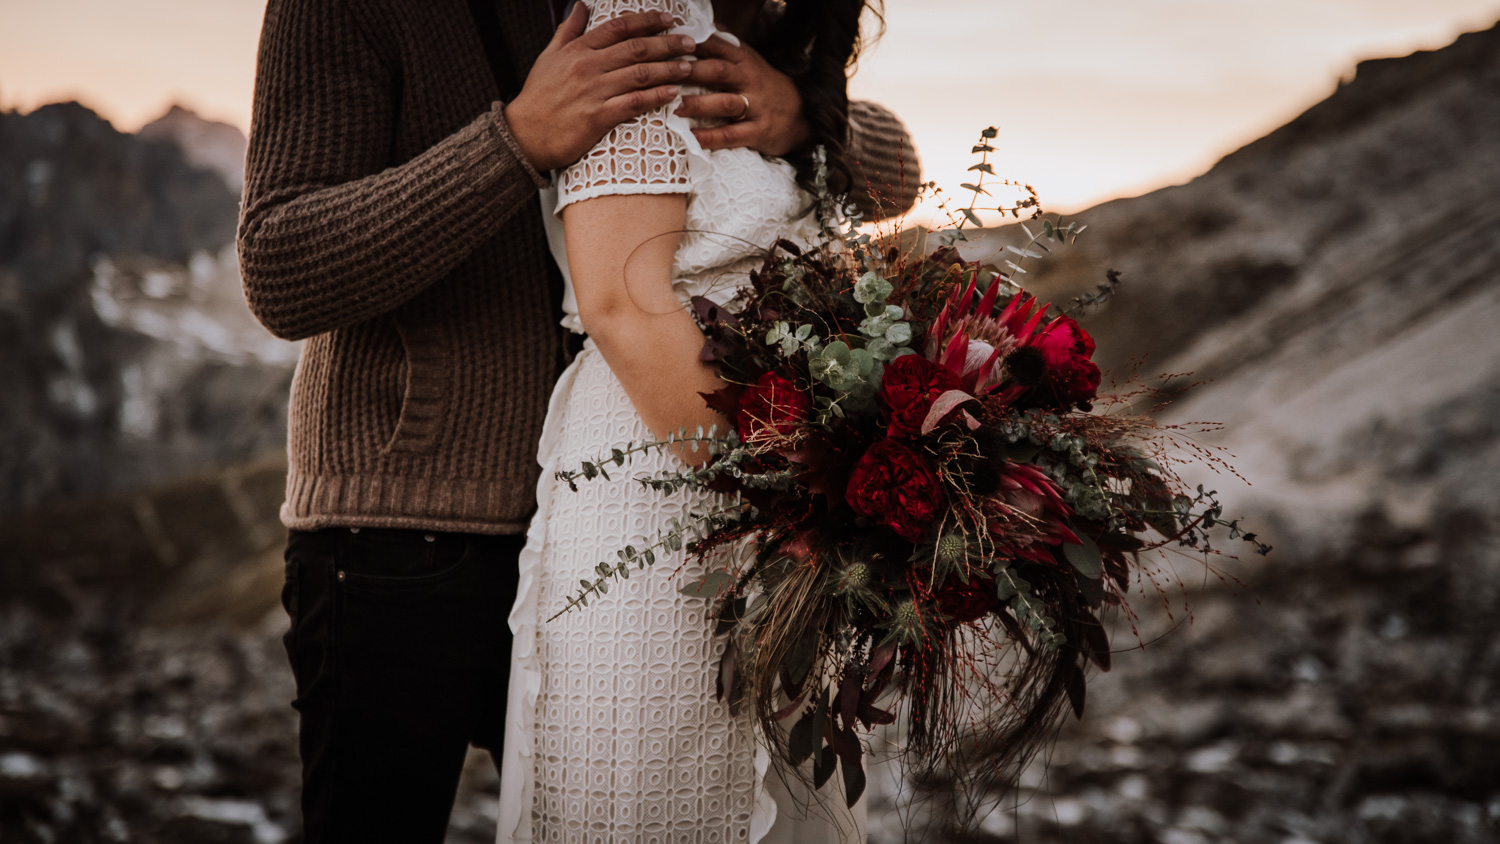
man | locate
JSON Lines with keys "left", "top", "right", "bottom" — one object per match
{"left": 237, "top": 1, "right": 918, "bottom": 841}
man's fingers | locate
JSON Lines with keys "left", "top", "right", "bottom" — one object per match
{"left": 675, "top": 92, "right": 747, "bottom": 120}
{"left": 602, "top": 85, "right": 682, "bottom": 125}
{"left": 550, "top": 1, "right": 589, "bottom": 49}
{"left": 692, "top": 34, "right": 746, "bottom": 62}
{"left": 691, "top": 121, "right": 756, "bottom": 152}
{"left": 681, "top": 58, "right": 739, "bottom": 90}
{"left": 602, "top": 60, "right": 693, "bottom": 98}
{"left": 577, "top": 10, "right": 677, "bottom": 50}
{"left": 597, "top": 33, "right": 696, "bottom": 72}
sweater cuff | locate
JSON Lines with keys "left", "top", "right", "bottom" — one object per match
{"left": 489, "top": 101, "right": 552, "bottom": 190}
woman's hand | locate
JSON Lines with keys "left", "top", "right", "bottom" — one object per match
{"left": 675, "top": 35, "right": 811, "bottom": 157}
{"left": 506, "top": 6, "right": 697, "bottom": 173}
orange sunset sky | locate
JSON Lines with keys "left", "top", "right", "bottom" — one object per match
{"left": 2, "top": 0, "right": 1498, "bottom": 212}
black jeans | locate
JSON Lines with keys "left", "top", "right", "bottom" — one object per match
{"left": 281, "top": 527, "right": 522, "bottom": 844}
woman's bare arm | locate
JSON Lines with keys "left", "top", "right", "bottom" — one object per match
{"left": 563, "top": 193, "right": 728, "bottom": 465}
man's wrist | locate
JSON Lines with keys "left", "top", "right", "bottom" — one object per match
{"left": 500, "top": 100, "right": 555, "bottom": 176}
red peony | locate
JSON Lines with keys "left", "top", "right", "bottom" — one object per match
{"left": 936, "top": 574, "right": 1001, "bottom": 623}
{"left": 736, "top": 372, "right": 811, "bottom": 445}
{"left": 879, "top": 354, "right": 962, "bottom": 439}
{"left": 846, "top": 439, "right": 943, "bottom": 541}
{"left": 1028, "top": 316, "right": 1101, "bottom": 407}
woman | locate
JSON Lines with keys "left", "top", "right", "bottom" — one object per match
{"left": 499, "top": 1, "right": 895, "bottom": 842}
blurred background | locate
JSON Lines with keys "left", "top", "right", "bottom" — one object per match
{"left": 2, "top": 1, "right": 1499, "bottom": 842}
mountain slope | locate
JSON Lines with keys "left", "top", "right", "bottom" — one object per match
{"left": 138, "top": 104, "right": 248, "bottom": 190}
{"left": 915, "top": 21, "right": 1500, "bottom": 844}
{"left": 0, "top": 102, "right": 292, "bottom": 516}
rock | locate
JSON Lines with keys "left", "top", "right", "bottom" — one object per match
{"left": 138, "top": 105, "right": 248, "bottom": 191}
{"left": 0, "top": 102, "right": 295, "bottom": 518}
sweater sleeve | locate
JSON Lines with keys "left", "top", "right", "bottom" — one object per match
{"left": 236, "top": 0, "right": 550, "bottom": 341}
{"left": 845, "top": 99, "right": 922, "bottom": 221}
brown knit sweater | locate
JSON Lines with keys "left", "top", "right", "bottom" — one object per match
{"left": 239, "top": 0, "right": 922, "bottom": 535}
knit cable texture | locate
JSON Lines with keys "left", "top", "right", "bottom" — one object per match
{"left": 238, "top": 0, "right": 921, "bottom": 535}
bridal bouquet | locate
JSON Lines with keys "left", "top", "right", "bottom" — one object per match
{"left": 553, "top": 134, "right": 1269, "bottom": 811}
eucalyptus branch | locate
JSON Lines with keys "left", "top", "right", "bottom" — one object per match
{"left": 554, "top": 425, "right": 735, "bottom": 492}
{"left": 937, "top": 126, "right": 1043, "bottom": 247}
{"left": 1135, "top": 485, "right": 1273, "bottom": 556}
{"left": 994, "top": 567, "right": 1065, "bottom": 650}
{"left": 994, "top": 216, "right": 1084, "bottom": 287}
{"left": 1063, "top": 269, "right": 1124, "bottom": 317}
{"left": 546, "top": 506, "right": 747, "bottom": 622}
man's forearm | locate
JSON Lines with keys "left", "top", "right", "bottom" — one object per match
{"left": 238, "top": 105, "right": 545, "bottom": 341}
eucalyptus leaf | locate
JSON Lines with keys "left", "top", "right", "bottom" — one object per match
{"left": 1063, "top": 533, "right": 1103, "bottom": 579}
{"left": 995, "top": 569, "right": 1018, "bottom": 600}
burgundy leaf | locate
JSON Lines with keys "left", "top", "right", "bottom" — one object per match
{"left": 1065, "top": 663, "right": 1087, "bottom": 719}
{"left": 700, "top": 385, "right": 744, "bottom": 422}
{"left": 717, "top": 640, "right": 739, "bottom": 711}
{"left": 839, "top": 669, "right": 862, "bottom": 729}
{"left": 1079, "top": 611, "right": 1111, "bottom": 672}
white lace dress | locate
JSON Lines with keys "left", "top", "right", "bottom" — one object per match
{"left": 496, "top": 2, "right": 864, "bottom": 843}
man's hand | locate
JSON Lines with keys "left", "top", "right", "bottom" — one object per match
{"left": 676, "top": 36, "right": 810, "bottom": 157}
{"left": 506, "top": 5, "right": 696, "bottom": 173}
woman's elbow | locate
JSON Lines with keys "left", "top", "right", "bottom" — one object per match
{"left": 574, "top": 290, "right": 640, "bottom": 342}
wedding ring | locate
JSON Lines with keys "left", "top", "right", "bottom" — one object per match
{"left": 734, "top": 94, "right": 750, "bottom": 121}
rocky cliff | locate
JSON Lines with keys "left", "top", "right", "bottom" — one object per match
{"left": 138, "top": 105, "right": 249, "bottom": 190}
{"left": 2, "top": 20, "right": 1499, "bottom": 844}
{"left": 0, "top": 102, "right": 294, "bottom": 517}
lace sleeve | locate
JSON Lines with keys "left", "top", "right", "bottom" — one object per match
{"left": 554, "top": 0, "right": 713, "bottom": 213}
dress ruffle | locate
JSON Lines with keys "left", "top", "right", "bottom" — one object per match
{"left": 497, "top": 345, "right": 582, "bottom": 844}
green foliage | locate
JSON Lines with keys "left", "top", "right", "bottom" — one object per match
{"left": 995, "top": 567, "right": 1065, "bottom": 650}
{"left": 808, "top": 341, "right": 877, "bottom": 395}
{"left": 1062, "top": 533, "right": 1102, "bottom": 579}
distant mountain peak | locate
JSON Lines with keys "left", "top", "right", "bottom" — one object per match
{"left": 138, "top": 103, "right": 247, "bottom": 191}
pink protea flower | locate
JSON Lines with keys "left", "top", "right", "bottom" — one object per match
{"left": 984, "top": 462, "right": 1080, "bottom": 565}
{"left": 925, "top": 267, "right": 1101, "bottom": 410}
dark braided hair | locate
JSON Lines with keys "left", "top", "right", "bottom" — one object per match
{"left": 751, "top": 0, "right": 882, "bottom": 202}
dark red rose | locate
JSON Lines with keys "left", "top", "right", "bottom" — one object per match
{"left": 879, "top": 354, "right": 962, "bottom": 438}
{"left": 936, "top": 575, "right": 1001, "bottom": 623}
{"left": 736, "top": 372, "right": 811, "bottom": 445}
{"left": 846, "top": 439, "right": 943, "bottom": 541}
{"left": 1029, "top": 316, "right": 1101, "bottom": 407}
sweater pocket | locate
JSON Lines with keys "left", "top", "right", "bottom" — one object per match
{"left": 382, "top": 315, "right": 449, "bottom": 456}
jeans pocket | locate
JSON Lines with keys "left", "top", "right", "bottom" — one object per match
{"left": 341, "top": 530, "right": 472, "bottom": 592}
